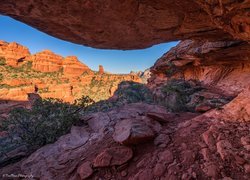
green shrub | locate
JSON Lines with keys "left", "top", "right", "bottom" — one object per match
{"left": 20, "top": 61, "right": 32, "bottom": 71}
{"left": 115, "top": 81, "right": 153, "bottom": 104}
{"left": 85, "top": 81, "right": 153, "bottom": 113}
{"left": 165, "top": 61, "right": 177, "bottom": 77}
{"left": 161, "top": 79, "right": 201, "bottom": 112}
{"left": 85, "top": 100, "right": 120, "bottom": 113}
{"left": 0, "top": 73, "right": 3, "bottom": 82}
{"left": 0, "top": 84, "right": 12, "bottom": 89}
{"left": 0, "top": 57, "right": 6, "bottom": 66}
{"left": 11, "top": 74, "right": 18, "bottom": 78}
{"left": 0, "top": 96, "right": 94, "bottom": 151}
{"left": 81, "top": 71, "right": 89, "bottom": 76}
{"left": 38, "top": 87, "right": 49, "bottom": 93}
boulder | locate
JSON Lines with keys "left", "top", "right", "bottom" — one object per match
{"left": 113, "top": 119, "right": 155, "bottom": 145}
{"left": 146, "top": 112, "right": 175, "bottom": 123}
{"left": 77, "top": 161, "right": 93, "bottom": 179}
{"left": 21, "top": 126, "right": 90, "bottom": 179}
{"left": 216, "top": 140, "right": 233, "bottom": 161}
{"left": 93, "top": 146, "right": 133, "bottom": 167}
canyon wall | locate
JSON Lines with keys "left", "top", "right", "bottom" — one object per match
{"left": 30, "top": 50, "right": 63, "bottom": 72}
{"left": 0, "top": 41, "right": 31, "bottom": 67}
{"left": 149, "top": 40, "right": 250, "bottom": 96}
{"left": 63, "top": 56, "right": 91, "bottom": 76}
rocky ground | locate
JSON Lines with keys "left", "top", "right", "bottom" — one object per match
{"left": 1, "top": 39, "right": 250, "bottom": 179}
{"left": 1, "top": 97, "right": 250, "bottom": 179}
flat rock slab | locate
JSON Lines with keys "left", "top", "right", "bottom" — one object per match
{"left": 93, "top": 146, "right": 133, "bottom": 167}
{"left": 147, "top": 112, "right": 175, "bottom": 123}
{"left": 113, "top": 119, "right": 155, "bottom": 145}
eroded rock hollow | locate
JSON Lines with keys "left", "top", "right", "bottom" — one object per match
{"left": 0, "top": 0, "right": 249, "bottom": 49}
{"left": 0, "top": 0, "right": 250, "bottom": 180}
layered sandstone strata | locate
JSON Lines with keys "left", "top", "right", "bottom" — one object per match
{"left": 31, "top": 50, "right": 63, "bottom": 72}
{"left": 0, "top": 41, "right": 141, "bottom": 102}
{"left": 0, "top": 41, "right": 30, "bottom": 66}
{"left": 63, "top": 56, "right": 91, "bottom": 76}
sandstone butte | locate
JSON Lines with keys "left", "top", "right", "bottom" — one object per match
{"left": 0, "top": 40, "right": 30, "bottom": 67}
{"left": 0, "top": 0, "right": 250, "bottom": 180}
{"left": 0, "top": 40, "right": 141, "bottom": 102}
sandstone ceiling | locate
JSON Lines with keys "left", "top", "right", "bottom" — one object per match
{"left": 0, "top": 0, "right": 249, "bottom": 49}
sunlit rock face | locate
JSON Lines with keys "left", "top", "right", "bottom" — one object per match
{"left": 1, "top": 0, "right": 249, "bottom": 49}
{"left": 98, "top": 65, "right": 104, "bottom": 75}
{"left": 0, "top": 41, "right": 31, "bottom": 66}
{"left": 0, "top": 41, "right": 141, "bottom": 102}
{"left": 63, "top": 56, "right": 91, "bottom": 76}
{"left": 31, "top": 50, "right": 63, "bottom": 72}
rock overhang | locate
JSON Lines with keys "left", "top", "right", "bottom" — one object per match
{"left": 0, "top": 0, "right": 249, "bottom": 50}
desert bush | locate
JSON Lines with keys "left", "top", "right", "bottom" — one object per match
{"left": 0, "top": 73, "right": 3, "bottom": 82}
{"left": 11, "top": 74, "right": 18, "bottom": 78}
{"left": 0, "top": 84, "right": 12, "bottom": 89}
{"left": 161, "top": 79, "right": 201, "bottom": 111}
{"left": 20, "top": 61, "right": 32, "bottom": 71}
{"left": 81, "top": 71, "right": 90, "bottom": 76}
{"left": 85, "top": 100, "right": 121, "bottom": 113}
{"left": 4, "top": 62, "right": 33, "bottom": 74}
{"left": 115, "top": 81, "right": 153, "bottom": 103}
{"left": 165, "top": 61, "right": 178, "bottom": 77}
{"left": 0, "top": 57, "right": 6, "bottom": 66}
{"left": 37, "top": 87, "right": 49, "bottom": 93}
{"left": 85, "top": 81, "right": 153, "bottom": 113}
{"left": 0, "top": 96, "right": 94, "bottom": 151}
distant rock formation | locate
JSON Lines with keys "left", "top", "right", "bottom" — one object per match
{"left": 130, "top": 69, "right": 151, "bottom": 84}
{"left": 31, "top": 50, "right": 63, "bottom": 72}
{"left": 99, "top": 65, "right": 104, "bottom": 74}
{"left": 0, "top": 41, "right": 30, "bottom": 67}
{"left": 0, "top": 41, "right": 92, "bottom": 76}
{"left": 63, "top": 56, "right": 91, "bottom": 76}
{"left": 0, "top": 40, "right": 141, "bottom": 102}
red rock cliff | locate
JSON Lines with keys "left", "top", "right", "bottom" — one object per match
{"left": 63, "top": 56, "right": 91, "bottom": 76}
{"left": 0, "top": 40, "right": 141, "bottom": 102}
{"left": 31, "top": 50, "right": 63, "bottom": 72}
{"left": 0, "top": 41, "right": 30, "bottom": 66}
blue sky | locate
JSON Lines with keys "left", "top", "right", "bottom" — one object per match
{"left": 0, "top": 15, "right": 178, "bottom": 74}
